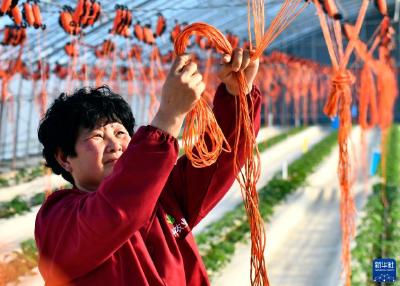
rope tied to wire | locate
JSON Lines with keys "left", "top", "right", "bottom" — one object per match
{"left": 324, "top": 69, "right": 356, "bottom": 286}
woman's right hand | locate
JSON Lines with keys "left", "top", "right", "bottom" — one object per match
{"left": 151, "top": 54, "right": 205, "bottom": 138}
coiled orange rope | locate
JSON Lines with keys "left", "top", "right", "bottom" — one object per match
{"left": 176, "top": 23, "right": 268, "bottom": 284}
{"left": 313, "top": 1, "right": 370, "bottom": 285}
{"left": 174, "top": 1, "right": 309, "bottom": 285}
{"left": 174, "top": 25, "right": 231, "bottom": 168}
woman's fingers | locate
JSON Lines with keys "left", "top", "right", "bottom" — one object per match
{"left": 182, "top": 62, "right": 198, "bottom": 79}
{"left": 240, "top": 49, "right": 251, "bottom": 71}
{"left": 231, "top": 48, "right": 243, "bottom": 72}
{"left": 179, "top": 61, "right": 204, "bottom": 97}
{"left": 219, "top": 48, "right": 252, "bottom": 75}
{"left": 190, "top": 72, "right": 203, "bottom": 86}
{"left": 172, "top": 54, "right": 192, "bottom": 74}
{"left": 196, "top": 81, "right": 206, "bottom": 95}
{"left": 220, "top": 54, "right": 231, "bottom": 65}
{"left": 218, "top": 49, "right": 242, "bottom": 80}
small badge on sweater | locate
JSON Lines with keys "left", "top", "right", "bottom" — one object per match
{"left": 165, "top": 214, "right": 190, "bottom": 239}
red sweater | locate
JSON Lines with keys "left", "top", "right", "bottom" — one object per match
{"left": 35, "top": 84, "right": 261, "bottom": 286}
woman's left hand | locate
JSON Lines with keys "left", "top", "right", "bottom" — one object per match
{"left": 217, "top": 48, "right": 259, "bottom": 96}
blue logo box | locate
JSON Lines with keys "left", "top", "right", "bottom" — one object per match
{"left": 373, "top": 258, "right": 396, "bottom": 283}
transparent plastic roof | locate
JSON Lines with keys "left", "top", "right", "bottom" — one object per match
{"left": 0, "top": 0, "right": 396, "bottom": 65}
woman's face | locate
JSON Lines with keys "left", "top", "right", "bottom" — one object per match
{"left": 67, "top": 121, "right": 131, "bottom": 192}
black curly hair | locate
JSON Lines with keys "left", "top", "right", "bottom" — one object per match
{"left": 38, "top": 85, "right": 135, "bottom": 185}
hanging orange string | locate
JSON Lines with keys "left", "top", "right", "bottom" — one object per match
{"left": 350, "top": 25, "right": 380, "bottom": 132}
{"left": 147, "top": 46, "right": 160, "bottom": 120}
{"left": 313, "top": 1, "right": 370, "bottom": 285}
{"left": 66, "top": 35, "right": 78, "bottom": 93}
{"left": 94, "top": 60, "right": 106, "bottom": 88}
{"left": 358, "top": 64, "right": 378, "bottom": 188}
{"left": 109, "top": 49, "right": 118, "bottom": 91}
{"left": 151, "top": 46, "right": 166, "bottom": 83}
{"left": 175, "top": 25, "right": 266, "bottom": 285}
{"left": 291, "top": 63, "right": 302, "bottom": 125}
{"left": 344, "top": 19, "right": 384, "bottom": 192}
{"left": 299, "top": 65, "right": 310, "bottom": 126}
{"left": 344, "top": 8, "right": 396, "bottom": 208}
{"left": 310, "top": 73, "right": 320, "bottom": 123}
{"left": 174, "top": 1, "right": 308, "bottom": 285}
{"left": 359, "top": 64, "right": 378, "bottom": 128}
{"left": 151, "top": 46, "right": 168, "bottom": 105}
{"left": 201, "top": 49, "right": 214, "bottom": 105}
{"left": 1, "top": 75, "right": 11, "bottom": 104}
{"left": 125, "top": 39, "right": 136, "bottom": 99}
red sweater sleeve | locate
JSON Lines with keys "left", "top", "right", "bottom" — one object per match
{"left": 164, "top": 83, "right": 261, "bottom": 229}
{"left": 35, "top": 126, "right": 178, "bottom": 282}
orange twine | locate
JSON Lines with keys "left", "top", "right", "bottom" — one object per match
{"left": 174, "top": 22, "right": 267, "bottom": 285}
{"left": 325, "top": 70, "right": 357, "bottom": 286}
{"left": 358, "top": 65, "right": 378, "bottom": 129}
{"left": 174, "top": 24, "right": 231, "bottom": 168}
{"left": 174, "top": 2, "right": 308, "bottom": 285}
{"left": 358, "top": 65, "right": 378, "bottom": 191}
{"left": 314, "top": 0, "right": 371, "bottom": 284}
{"left": 174, "top": 0, "right": 308, "bottom": 285}
{"left": 148, "top": 46, "right": 159, "bottom": 121}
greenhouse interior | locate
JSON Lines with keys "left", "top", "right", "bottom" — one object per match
{"left": 0, "top": 0, "right": 399, "bottom": 285}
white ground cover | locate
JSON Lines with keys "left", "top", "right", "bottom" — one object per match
{"left": 0, "top": 175, "right": 68, "bottom": 204}
{"left": 0, "top": 205, "right": 40, "bottom": 260}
